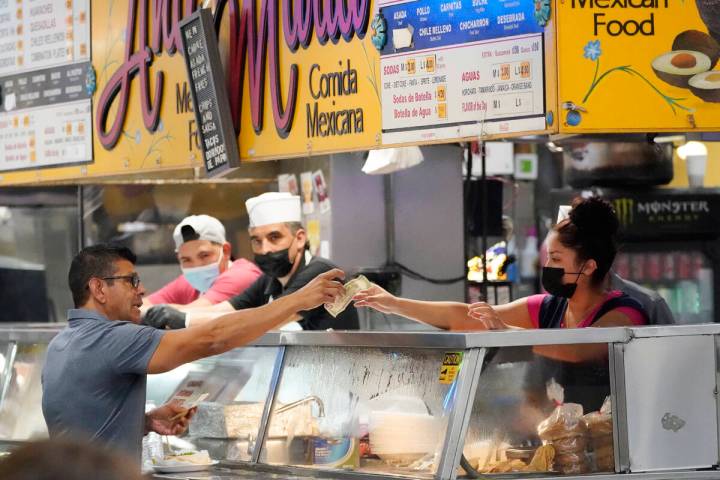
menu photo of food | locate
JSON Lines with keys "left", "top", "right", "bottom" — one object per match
{"left": 300, "top": 171, "right": 315, "bottom": 214}
{"left": 313, "top": 169, "right": 331, "bottom": 213}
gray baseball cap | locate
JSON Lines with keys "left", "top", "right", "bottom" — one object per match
{"left": 172, "top": 215, "right": 226, "bottom": 250}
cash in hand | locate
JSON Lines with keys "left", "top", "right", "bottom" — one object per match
{"left": 324, "top": 275, "right": 373, "bottom": 317}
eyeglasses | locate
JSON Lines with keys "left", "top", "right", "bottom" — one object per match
{"left": 102, "top": 273, "right": 141, "bottom": 289}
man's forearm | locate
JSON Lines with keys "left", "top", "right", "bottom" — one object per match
{"left": 192, "top": 294, "right": 305, "bottom": 354}
{"left": 152, "top": 294, "right": 306, "bottom": 373}
{"left": 182, "top": 301, "right": 235, "bottom": 327}
{"left": 186, "top": 309, "right": 301, "bottom": 328}
{"left": 149, "top": 268, "right": 344, "bottom": 373}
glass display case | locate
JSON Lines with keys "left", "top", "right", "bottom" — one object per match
{"left": 148, "top": 345, "right": 281, "bottom": 463}
{"left": 461, "top": 343, "right": 615, "bottom": 477}
{"left": 261, "top": 346, "right": 455, "bottom": 477}
{"left": 0, "top": 326, "right": 56, "bottom": 449}
{"left": 1, "top": 325, "right": 720, "bottom": 480}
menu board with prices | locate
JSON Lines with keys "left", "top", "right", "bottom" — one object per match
{"left": 0, "top": 0, "right": 91, "bottom": 172}
{"left": 377, "top": 0, "right": 546, "bottom": 143}
{"left": 378, "top": 0, "right": 542, "bottom": 54}
{"left": 381, "top": 33, "right": 545, "bottom": 144}
{"left": 0, "top": 0, "right": 90, "bottom": 77}
{"left": 0, "top": 100, "right": 90, "bottom": 171}
{"left": 179, "top": 9, "right": 240, "bottom": 177}
{"left": 0, "top": 57, "right": 92, "bottom": 172}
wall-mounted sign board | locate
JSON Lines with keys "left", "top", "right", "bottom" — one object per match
{"left": 556, "top": 0, "right": 720, "bottom": 132}
{"left": 179, "top": 8, "right": 240, "bottom": 177}
{"left": 377, "top": 0, "right": 547, "bottom": 144}
{"left": 0, "top": 0, "right": 92, "bottom": 173}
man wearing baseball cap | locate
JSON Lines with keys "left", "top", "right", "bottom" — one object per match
{"left": 142, "top": 215, "right": 261, "bottom": 310}
{"left": 143, "top": 193, "right": 359, "bottom": 331}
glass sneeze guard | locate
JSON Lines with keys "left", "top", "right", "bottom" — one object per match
{"left": 257, "top": 345, "right": 464, "bottom": 478}
{"left": 147, "top": 345, "right": 282, "bottom": 462}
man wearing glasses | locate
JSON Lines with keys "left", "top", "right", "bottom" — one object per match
{"left": 41, "top": 243, "right": 344, "bottom": 466}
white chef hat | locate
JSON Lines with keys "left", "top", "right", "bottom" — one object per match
{"left": 246, "top": 192, "right": 302, "bottom": 228}
{"left": 557, "top": 205, "right": 571, "bottom": 223}
{"left": 173, "top": 215, "right": 226, "bottom": 250}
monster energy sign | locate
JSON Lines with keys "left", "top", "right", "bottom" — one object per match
{"left": 612, "top": 193, "right": 720, "bottom": 239}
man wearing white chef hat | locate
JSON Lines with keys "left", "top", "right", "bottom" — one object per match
{"left": 555, "top": 203, "right": 673, "bottom": 325}
{"left": 144, "top": 192, "right": 359, "bottom": 331}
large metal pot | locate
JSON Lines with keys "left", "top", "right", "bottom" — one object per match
{"left": 563, "top": 140, "right": 674, "bottom": 188}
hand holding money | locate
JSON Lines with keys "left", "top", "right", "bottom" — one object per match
{"left": 351, "top": 283, "right": 398, "bottom": 314}
{"left": 146, "top": 401, "right": 199, "bottom": 436}
{"left": 324, "top": 275, "right": 373, "bottom": 317}
{"left": 297, "top": 268, "right": 346, "bottom": 311}
{"left": 169, "top": 392, "right": 209, "bottom": 421}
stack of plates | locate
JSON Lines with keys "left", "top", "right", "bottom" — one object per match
{"left": 369, "top": 411, "right": 441, "bottom": 463}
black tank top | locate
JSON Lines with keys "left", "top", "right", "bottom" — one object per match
{"left": 538, "top": 292, "right": 647, "bottom": 328}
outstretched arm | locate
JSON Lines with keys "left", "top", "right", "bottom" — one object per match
{"left": 353, "top": 284, "right": 470, "bottom": 329}
{"left": 354, "top": 285, "right": 534, "bottom": 330}
{"left": 147, "top": 269, "right": 345, "bottom": 373}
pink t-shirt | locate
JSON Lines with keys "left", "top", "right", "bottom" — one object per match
{"left": 526, "top": 290, "right": 647, "bottom": 328}
{"left": 147, "top": 258, "right": 262, "bottom": 305}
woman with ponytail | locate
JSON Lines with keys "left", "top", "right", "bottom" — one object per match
{"left": 354, "top": 196, "right": 648, "bottom": 362}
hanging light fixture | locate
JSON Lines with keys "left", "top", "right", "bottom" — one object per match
{"left": 677, "top": 141, "right": 708, "bottom": 188}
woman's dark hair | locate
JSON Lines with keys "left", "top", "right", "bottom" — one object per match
{"left": 553, "top": 197, "right": 619, "bottom": 286}
{"left": 68, "top": 244, "right": 137, "bottom": 308}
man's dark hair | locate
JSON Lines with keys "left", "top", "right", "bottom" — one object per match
{"left": 68, "top": 244, "right": 137, "bottom": 307}
{"left": 285, "top": 222, "right": 311, "bottom": 251}
{"left": 285, "top": 222, "right": 304, "bottom": 234}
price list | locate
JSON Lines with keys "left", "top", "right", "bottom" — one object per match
{"left": 0, "top": 100, "right": 90, "bottom": 171}
{"left": 0, "top": 0, "right": 89, "bottom": 77}
{"left": 381, "top": 33, "right": 545, "bottom": 144}
{"left": 0, "top": 0, "right": 92, "bottom": 172}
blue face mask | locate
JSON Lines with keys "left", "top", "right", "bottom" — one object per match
{"left": 182, "top": 251, "right": 223, "bottom": 292}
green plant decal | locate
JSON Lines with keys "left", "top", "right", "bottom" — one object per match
{"left": 578, "top": 39, "right": 695, "bottom": 115}
{"left": 360, "top": 41, "right": 381, "bottom": 105}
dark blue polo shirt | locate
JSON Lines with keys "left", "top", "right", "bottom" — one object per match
{"left": 41, "top": 309, "right": 165, "bottom": 464}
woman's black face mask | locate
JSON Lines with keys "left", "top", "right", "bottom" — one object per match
{"left": 541, "top": 265, "right": 585, "bottom": 298}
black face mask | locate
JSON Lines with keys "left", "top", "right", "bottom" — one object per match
{"left": 255, "top": 248, "right": 295, "bottom": 278}
{"left": 541, "top": 266, "right": 584, "bottom": 299}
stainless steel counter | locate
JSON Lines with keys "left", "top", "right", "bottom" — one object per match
{"left": 2, "top": 324, "right": 720, "bottom": 480}
{"left": 6, "top": 323, "right": 719, "bottom": 348}
{"left": 151, "top": 465, "right": 318, "bottom": 479}
{"left": 150, "top": 464, "right": 720, "bottom": 480}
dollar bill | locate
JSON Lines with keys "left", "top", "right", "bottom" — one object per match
{"left": 324, "top": 275, "right": 373, "bottom": 317}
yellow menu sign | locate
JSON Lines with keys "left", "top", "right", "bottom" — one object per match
{"left": 0, "top": 0, "right": 382, "bottom": 185}
{"left": 556, "top": 0, "right": 720, "bottom": 132}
